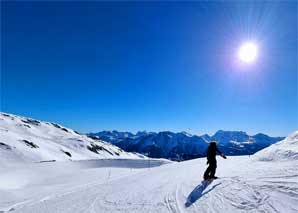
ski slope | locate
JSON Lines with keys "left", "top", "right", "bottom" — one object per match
{"left": 0, "top": 155, "right": 297, "bottom": 213}
{"left": 0, "top": 113, "right": 297, "bottom": 213}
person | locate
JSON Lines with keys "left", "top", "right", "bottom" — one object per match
{"left": 203, "top": 141, "right": 227, "bottom": 180}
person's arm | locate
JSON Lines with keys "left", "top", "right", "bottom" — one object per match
{"left": 206, "top": 148, "right": 210, "bottom": 164}
{"left": 216, "top": 147, "right": 227, "bottom": 159}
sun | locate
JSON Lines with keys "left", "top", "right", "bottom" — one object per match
{"left": 238, "top": 42, "right": 258, "bottom": 63}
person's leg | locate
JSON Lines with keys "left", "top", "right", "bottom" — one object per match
{"left": 209, "top": 161, "right": 217, "bottom": 178}
{"left": 203, "top": 165, "right": 211, "bottom": 180}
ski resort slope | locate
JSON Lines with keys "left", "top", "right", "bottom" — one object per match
{"left": 1, "top": 155, "right": 297, "bottom": 213}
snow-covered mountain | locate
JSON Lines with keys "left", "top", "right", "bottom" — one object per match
{"left": 89, "top": 130, "right": 284, "bottom": 160}
{"left": 91, "top": 131, "right": 209, "bottom": 160}
{"left": 213, "top": 131, "right": 284, "bottom": 156}
{"left": 0, "top": 114, "right": 297, "bottom": 213}
{"left": 254, "top": 130, "right": 298, "bottom": 161}
{"left": 0, "top": 113, "right": 144, "bottom": 164}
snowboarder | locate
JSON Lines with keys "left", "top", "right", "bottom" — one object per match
{"left": 203, "top": 141, "right": 227, "bottom": 180}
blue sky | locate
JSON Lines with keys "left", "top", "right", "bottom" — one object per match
{"left": 1, "top": 1, "right": 297, "bottom": 136}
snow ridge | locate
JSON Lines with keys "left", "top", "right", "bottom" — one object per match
{"left": 254, "top": 131, "right": 298, "bottom": 161}
{"left": 0, "top": 112, "right": 143, "bottom": 164}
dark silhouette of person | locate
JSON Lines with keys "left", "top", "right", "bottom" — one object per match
{"left": 203, "top": 141, "right": 226, "bottom": 180}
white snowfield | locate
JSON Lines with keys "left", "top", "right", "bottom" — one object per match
{"left": 0, "top": 113, "right": 297, "bottom": 213}
{"left": 0, "top": 113, "right": 144, "bottom": 163}
{"left": 0, "top": 156, "right": 297, "bottom": 213}
{"left": 0, "top": 132, "right": 297, "bottom": 213}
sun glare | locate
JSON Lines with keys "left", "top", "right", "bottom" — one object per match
{"left": 238, "top": 42, "right": 258, "bottom": 63}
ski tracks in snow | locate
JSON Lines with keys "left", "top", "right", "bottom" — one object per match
{"left": 2, "top": 157, "right": 298, "bottom": 213}
{"left": 164, "top": 184, "right": 185, "bottom": 213}
{"left": 180, "top": 174, "right": 298, "bottom": 213}
{"left": 4, "top": 170, "right": 142, "bottom": 213}
{"left": 200, "top": 176, "right": 298, "bottom": 213}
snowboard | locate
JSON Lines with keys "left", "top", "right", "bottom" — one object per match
{"left": 203, "top": 176, "right": 218, "bottom": 182}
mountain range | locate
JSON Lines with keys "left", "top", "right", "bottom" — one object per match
{"left": 0, "top": 112, "right": 285, "bottom": 163}
{"left": 0, "top": 112, "right": 297, "bottom": 212}
{"left": 89, "top": 130, "right": 284, "bottom": 161}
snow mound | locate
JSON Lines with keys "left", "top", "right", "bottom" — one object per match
{"left": 254, "top": 131, "right": 298, "bottom": 161}
{"left": 0, "top": 112, "right": 144, "bottom": 164}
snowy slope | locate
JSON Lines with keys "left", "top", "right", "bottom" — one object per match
{"left": 0, "top": 155, "right": 297, "bottom": 213}
{"left": 0, "top": 113, "right": 144, "bottom": 163}
{"left": 1, "top": 114, "right": 296, "bottom": 213}
{"left": 254, "top": 131, "right": 298, "bottom": 161}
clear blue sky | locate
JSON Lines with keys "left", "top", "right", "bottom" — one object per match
{"left": 1, "top": 1, "right": 297, "bottom": 136}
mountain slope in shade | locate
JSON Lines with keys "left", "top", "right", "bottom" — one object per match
{"left": 89, "top": 130, "right": 284, "bottom": 160}
{"left": 254, "top": 130, "right": 298, "bottom": 161}
{"left": 0, "top": 113, "right": 143, "bottom": 164}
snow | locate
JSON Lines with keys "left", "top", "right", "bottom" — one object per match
{"left": 1, "top": 113, "right": 297, "bottom": 212}
{"left": 90, "top": 130, "right": 283, "bottom": 160}
{"left": 0, "top": 113, "right": 144, "bottom": 164}
{"left": 0, "top": 155, "right": 297, "bottom": 213}
{"left": 253, "top": 131, "right": 298, "bottom": 161}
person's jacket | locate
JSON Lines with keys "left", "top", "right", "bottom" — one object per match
{"left": 207, "top": 144, "right": 223, "bottom": 163}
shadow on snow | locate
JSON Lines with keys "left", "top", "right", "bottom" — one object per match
{"left": 185, "top": 180, "right": 221, "bottom": 207}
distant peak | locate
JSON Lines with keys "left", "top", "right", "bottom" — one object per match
{"left": 213, "top": 130, "right": 247, "bottom": 135}
{"left": 179, "top": 131, "right": 192, "bottom": 137}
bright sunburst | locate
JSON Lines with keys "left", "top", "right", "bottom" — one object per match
{"left": 238, "top": 42, "right": 258, "bottom": 63}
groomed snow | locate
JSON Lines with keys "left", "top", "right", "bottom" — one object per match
{"left": 0, "top": 155, "right": 297, "bottom": 213}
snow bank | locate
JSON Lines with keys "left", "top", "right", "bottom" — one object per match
{"left": 254, "top": 131, "right": 298, "bottom": 161}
